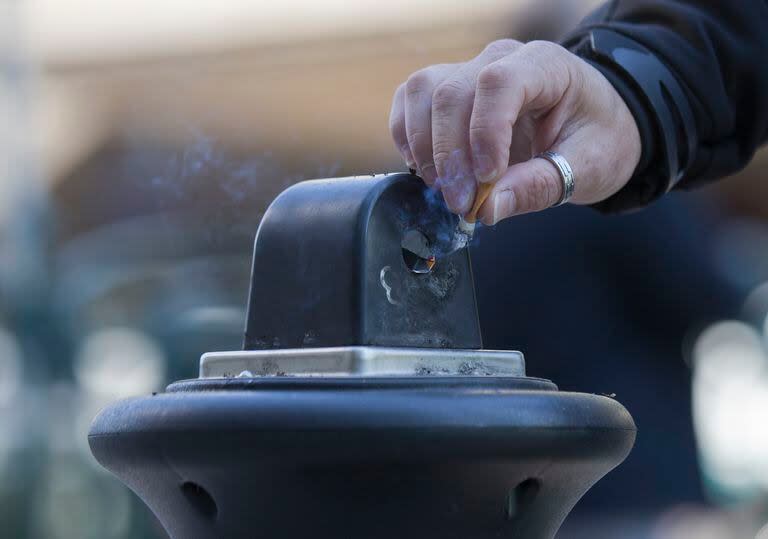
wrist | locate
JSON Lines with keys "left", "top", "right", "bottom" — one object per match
{"left": 564, "top": 29, "right": 698, "bottom": 213}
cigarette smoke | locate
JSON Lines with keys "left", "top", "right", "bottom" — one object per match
{"left": 413, "top": 149, "right": 483, "bottom": 257}
{"left": 113, "top": 129, "right": 344, "bottom": 246}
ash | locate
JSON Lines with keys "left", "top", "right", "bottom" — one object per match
{"left": 449, "top": 229, "right": 472, "bottom": 252}
{"left": 430, "top": 226, "right": 472, "bottom": 257}
{"left": 457, "top": 361, "right": 499, "bottom": 376}
{"left": 425, "top": 267, "right": 459, "bottom": 299}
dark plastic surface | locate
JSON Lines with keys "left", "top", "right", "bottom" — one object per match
{"left": 88, "top": 174, "right": 637, "bottom": 539}
{"left": 243, "top": 174, "right": 482, "bottom": 350}
{"left": 89, "top": 383, "right": 635, "bottom": 539}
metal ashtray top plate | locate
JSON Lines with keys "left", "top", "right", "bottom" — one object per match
{"left": 200, "top": 347, "right": 525, "bottom": 379}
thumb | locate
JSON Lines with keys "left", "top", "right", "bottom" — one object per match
{"left": 477, "top": 155, "right": 566, "bottom": 225}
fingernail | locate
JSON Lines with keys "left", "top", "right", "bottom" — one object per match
{"left": 473, "top": 154, "right": 497, "bottom": 183}
{"left": 421, "top": 162, "right": 438, "bottom": 185}
{"left": 440, "top": 180, "right": 470, "bottom": 214}
{"left": 492, "top": 191, "right": 515, "bottom": 224}
{"left": 456, "top": 186, "right": 471, "bottom": 212}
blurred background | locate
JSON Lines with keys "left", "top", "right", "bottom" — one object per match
{"left": 2, "top": 0, "right": 768, "bottom": 537}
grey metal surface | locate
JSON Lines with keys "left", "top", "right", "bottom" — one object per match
{"left": 200, "top": 346, "right": 525, "bottom": 378}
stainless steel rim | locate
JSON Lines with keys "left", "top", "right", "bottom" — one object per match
{"left": 200, "top": 346, "right": 526, "bottom": 378}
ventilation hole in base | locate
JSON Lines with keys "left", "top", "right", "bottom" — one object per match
{"left": 506, "top": 478, "right": 541, "bottom": 521}
{"left": 180, "top": 481, "right": 218, "bottom": 520}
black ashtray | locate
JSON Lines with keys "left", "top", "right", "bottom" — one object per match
{"left": 89, "top": 174, "right": 635, "bottom": 539}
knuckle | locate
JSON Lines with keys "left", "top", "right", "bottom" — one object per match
{"left": 482, "top": 39, "right": 520, "bottom": 57}
{"left": 468, "top": 122, "right": 493, "bottom": 137}
{"left": 432, "top": 80, "right": 469, "bottom": 112}
{"left": 520, "top": 41, "right": 568, "bottom": 74}
{"left": 522, "top": 40, "right": 559, "bottom": 56}
{"left": 477, "top": 63, "right": 511, "bottom": 92}
{"left": 432, "top": 146, "right": 462, "bottom": 175}
{"left": 469, "top": 113, "right": 495, "bottom": 132}
{"left": 405, "top": 69, "right": 434, "bottom": 97}
{"left": 432, "top": 148, "right": 452, "bottom": 167}
{"left": 468, "top": 124, "right": 497, "bottom": 152}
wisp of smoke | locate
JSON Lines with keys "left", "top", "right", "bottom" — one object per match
{"left": 413, "top": 149, "right": 483, "bottom": 257}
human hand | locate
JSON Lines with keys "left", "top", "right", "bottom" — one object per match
{"left": 388, "top": 40, "right": 642, "bottom": 224}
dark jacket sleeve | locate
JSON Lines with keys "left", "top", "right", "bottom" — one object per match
{"left": 563, "top": 0, "right": 768, "bottom": 213}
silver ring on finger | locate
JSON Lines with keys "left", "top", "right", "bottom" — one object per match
{"left": 537, "top": 150, "right": 575, "bottom": 206}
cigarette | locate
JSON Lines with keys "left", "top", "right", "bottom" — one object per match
{"left": 459, "top": 183, "right": 494, "bottom": 237}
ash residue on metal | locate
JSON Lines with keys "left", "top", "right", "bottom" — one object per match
{"left": 414, "top": 365, "right": 452, "bottom": 376}
{"left": 261, "top": 359, "right": 282, "bottom": 375}
{"left": 378, "top": 333, "right": 451, "bottom": 349}
{"left": 457, "top": 361, "right": 499, "bottom": 376}
{"left": 414, "top": 361, "right": 499, "bottom": 376}
{"left": 370, "top": 248, "right": 466, "bottom": 348}
{"left": 424, "top": 266, "right": 459, "bottom": 299}
{"left": 401, "top": 259, "right": 459, "bottom": 302}
{"left": 221, "top": 369, "right": 290, "bottom": 378}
